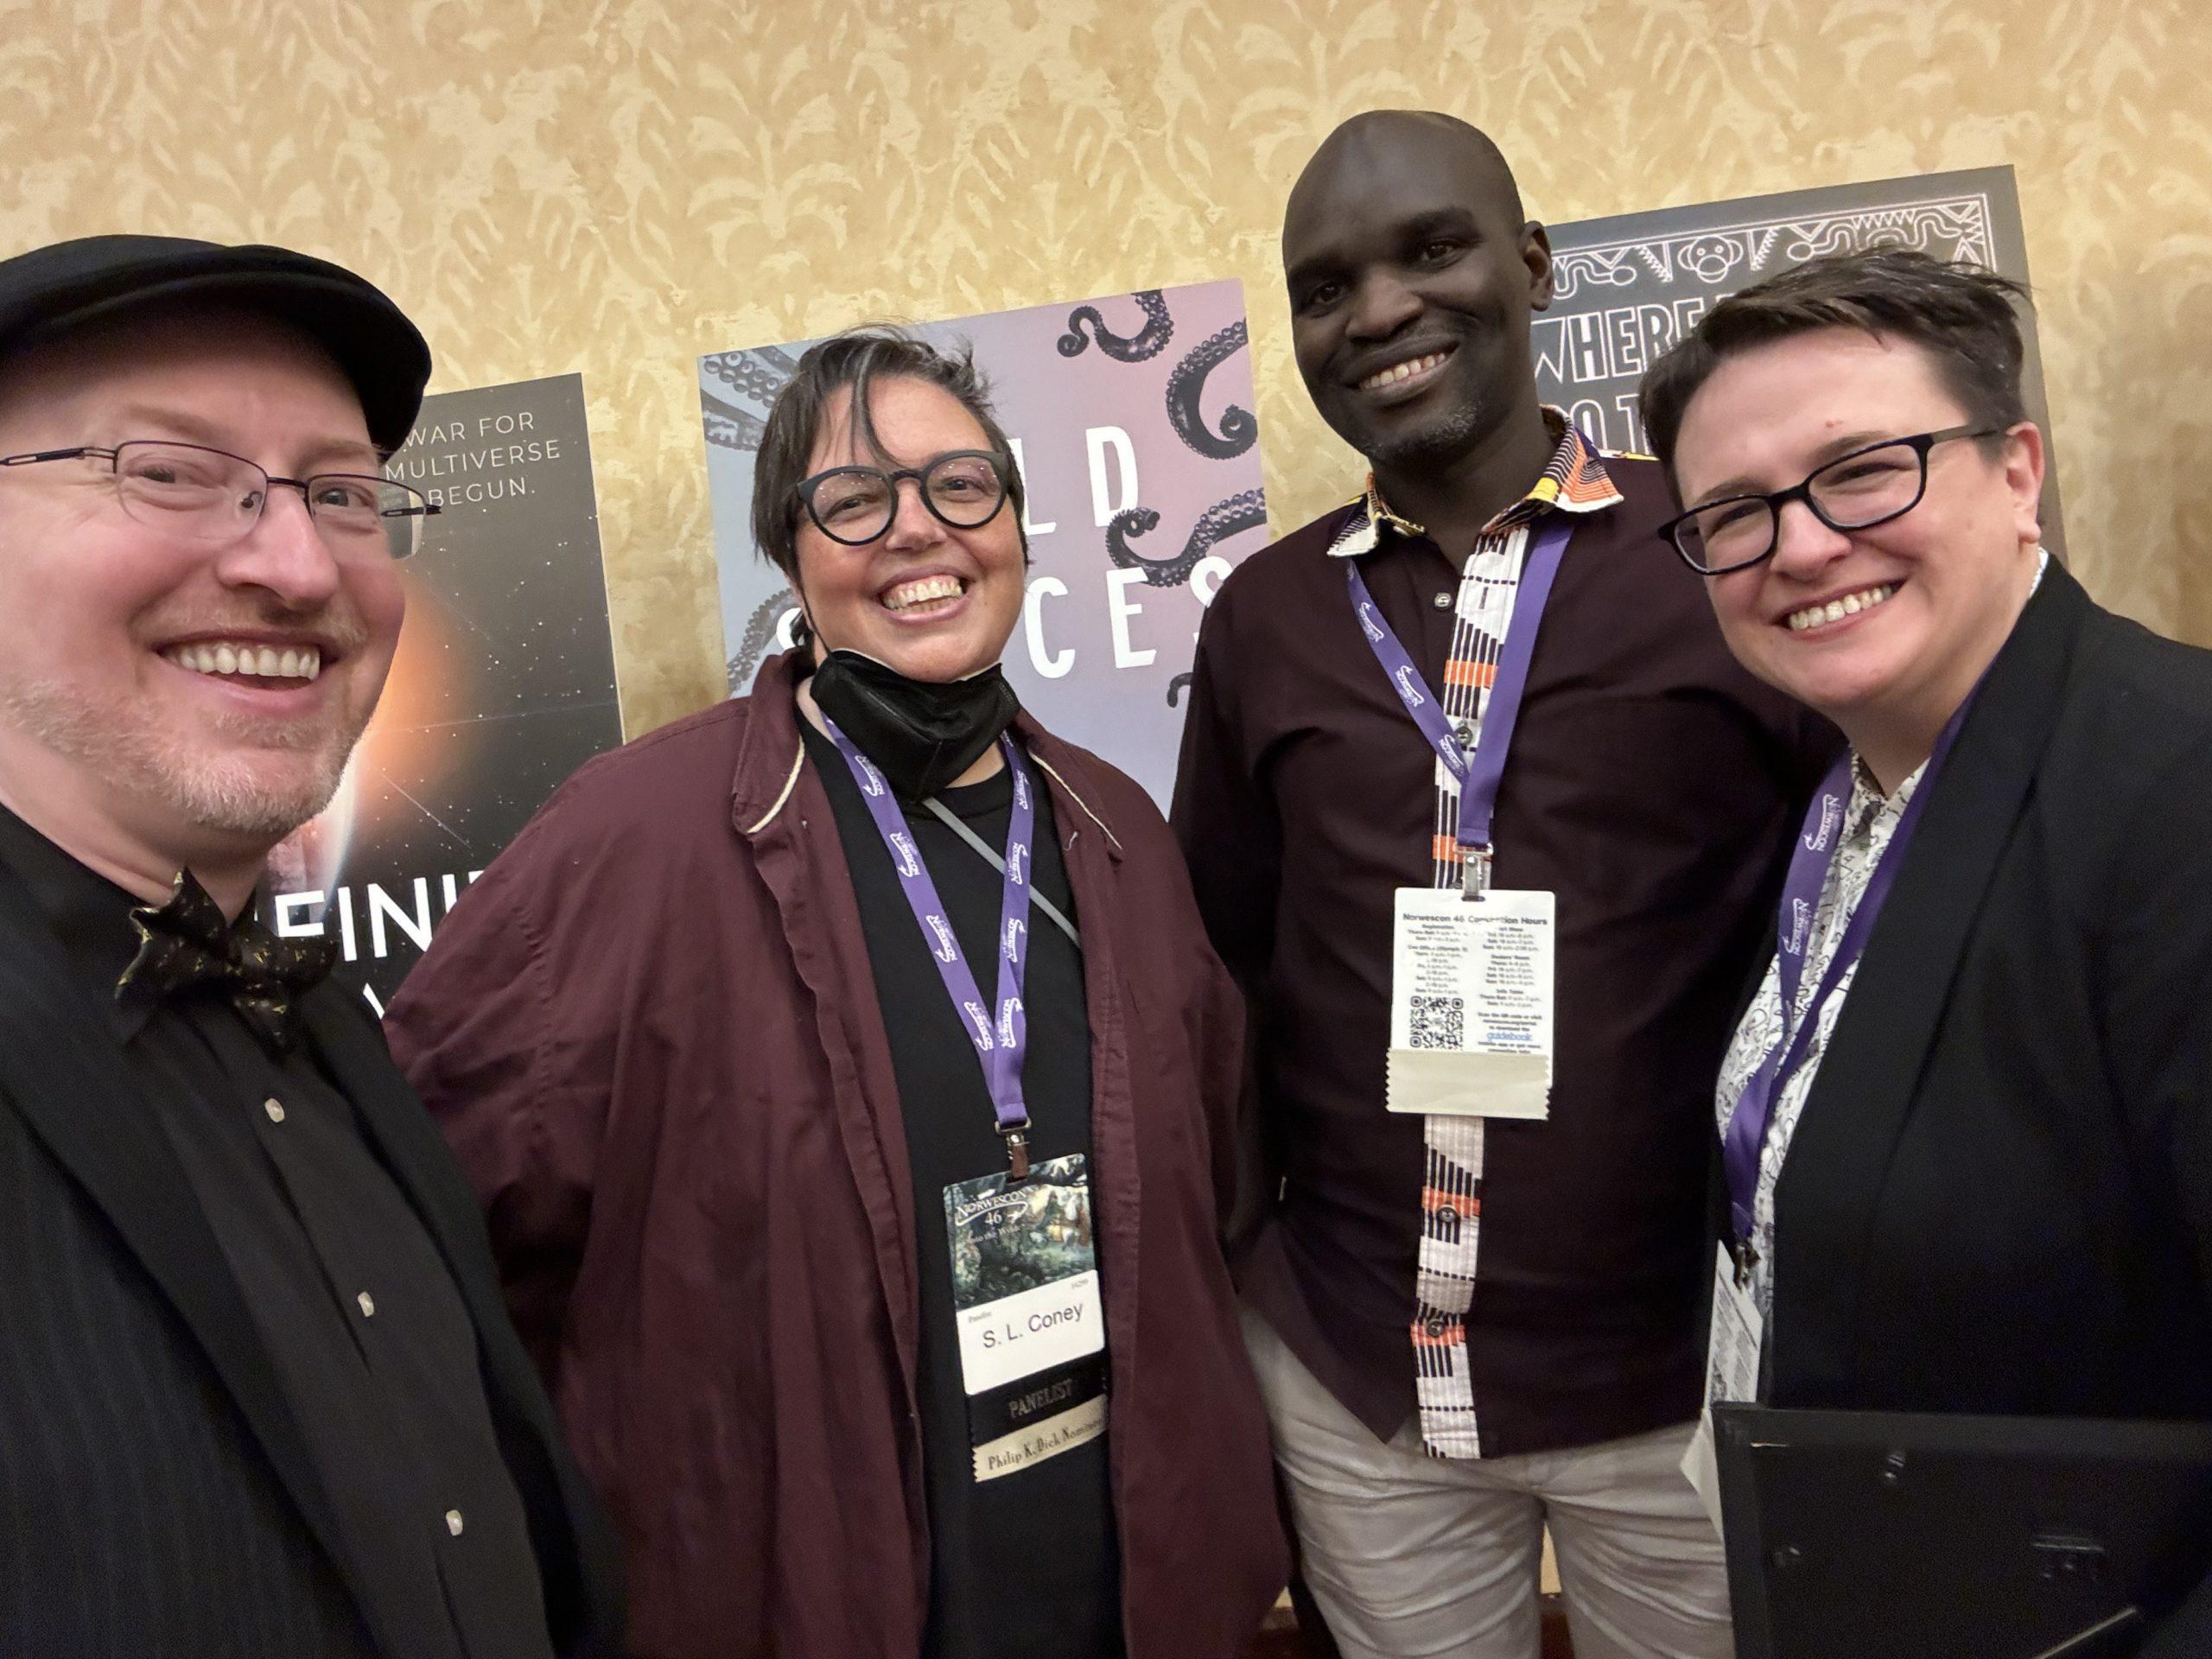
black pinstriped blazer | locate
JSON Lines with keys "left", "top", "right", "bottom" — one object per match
{"left": 0, "top": 855, "right": 623, "bottom": 1658}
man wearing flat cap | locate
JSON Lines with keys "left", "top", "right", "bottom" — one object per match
{"left": 0, "top": 236, "right": 620, "bottom": 1658}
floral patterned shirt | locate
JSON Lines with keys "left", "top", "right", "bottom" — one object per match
{"left": 1713, "top": 758, "right": 1919, "bottom": 1321}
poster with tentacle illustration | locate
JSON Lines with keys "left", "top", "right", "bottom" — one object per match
{"left": 700, "top": 280, "right": 1267, "bottom": 807}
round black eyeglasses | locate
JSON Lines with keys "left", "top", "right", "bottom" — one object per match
{"left": 796, "top": 449, "right": 1011, "bottom": 546}
{"left": 1658, "top": 424, "right": 2003, "bottom": 575}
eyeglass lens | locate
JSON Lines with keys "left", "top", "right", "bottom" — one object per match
{"left": 111, "top": 442, "right": 427, "bottom": 559}
{"left": 1681, "top": 439, "right": 1929, "bottom": 573}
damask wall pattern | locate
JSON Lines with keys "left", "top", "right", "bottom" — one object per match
{"left": 2, "top": 0, "right": 2205, "bottom": 736}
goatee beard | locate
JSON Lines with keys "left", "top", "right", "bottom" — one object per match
{"left": 1355, "top": 395, "right": 1489, "bottom": 474}
{"left": 0, "top": 677, "right": 359, "bottom": 844}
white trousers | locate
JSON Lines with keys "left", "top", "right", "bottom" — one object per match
{"left": 1243, "top": 1306, "right": 1732, "bottom": 1659}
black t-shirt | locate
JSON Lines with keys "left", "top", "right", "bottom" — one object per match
{"left": 804, "top": 722, "right": 1124, "bottom": 1659}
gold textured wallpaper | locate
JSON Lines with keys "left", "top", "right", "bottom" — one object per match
{"left": 3, "top": 0, "right": 2208, "bottom": 736}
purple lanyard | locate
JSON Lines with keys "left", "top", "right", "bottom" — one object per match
{"left": 1721, "top": 698, "right": 1976, "bottom": 1246}
{"left": 1346, "top": 517, "right": 1574, "bottom": 895}
{"left": 821, "top": 717, "right": 1040, "bottom": 1179}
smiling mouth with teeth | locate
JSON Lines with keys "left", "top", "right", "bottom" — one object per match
{"left": 1786, "top": 583, "right": 1897, "bottom": 632}
{"left": 880, "top": 575, "right": 968, "bottom": 615}
{"left": 163, "top": 641, "right": 324, "bottom": 681}
{"left": 1357, "top": 350, "right": 1452, "bottom": 392}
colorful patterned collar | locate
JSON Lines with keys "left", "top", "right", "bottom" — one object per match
{"left": 1325, "top": 409, "right": 1626, "bottom": 560}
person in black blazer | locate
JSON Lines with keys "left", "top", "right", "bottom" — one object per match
{"left": 0, "top": 238, "right": 620, "bottom": 1657}
{"left": 1638, "top": 246, "right": 2212, "bottom": 1653}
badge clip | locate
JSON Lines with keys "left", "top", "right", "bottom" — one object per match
{"left": 1730, "top": 1237, "right": 1758, "bottom": 1289}
{"left": 1459, "top": 843, "right": 1492, "bottom": 901}
{"left": 1000, "top": 1122, "right": 1032, "bottom": 1182}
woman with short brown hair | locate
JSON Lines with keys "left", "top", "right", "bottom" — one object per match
{"left": 389, "top": 327, "right": 1286, "bottom": 1659}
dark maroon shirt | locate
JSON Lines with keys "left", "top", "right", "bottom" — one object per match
{"left": 1172, "top": 454, "right": 1835, "bottom": 1457}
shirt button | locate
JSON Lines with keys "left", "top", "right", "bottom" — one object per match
{"left": 1432, "top": 591, "right": 1452, "bottom": 609}
{"left": 445, "top": 1509, "right": 465, "bottom": 1537}
{"left": 264, "top": 1097, "right": 285, "bottom": 1123}
{"left": 356, "top": 1291, "right": 376, "bottom": 1318}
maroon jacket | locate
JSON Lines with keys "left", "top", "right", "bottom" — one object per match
{"left": 385, "top": 652, "right": 1287, "bottom": 1659}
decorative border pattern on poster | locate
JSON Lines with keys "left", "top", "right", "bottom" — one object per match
{"left": 1538, "top": 166, "right": 2063, "bottom": 551}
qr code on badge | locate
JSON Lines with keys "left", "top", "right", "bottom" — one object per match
{"left": 1410, "top": 995, "right": 1465, "bottom": 1050}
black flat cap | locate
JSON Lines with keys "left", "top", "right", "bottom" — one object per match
{"left": 0, "top": 234, "right": 432, "bottom": 452}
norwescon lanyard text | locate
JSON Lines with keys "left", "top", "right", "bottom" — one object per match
{"left": 821, "top": 718, "right": 1039, "bottom": 1149}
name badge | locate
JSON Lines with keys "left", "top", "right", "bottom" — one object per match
{"left": 1681, "top": 1243, "right": 1767, "bottom": 1539}
{"left": 1706, "top": 1241, "right": 1764, "bottom": 1408}
{"left": 1386, "top": 887, "right": 1555, "bottom": 1119}
{"left": 944, "top": 1154, "right": 1109, "bottom": 1482}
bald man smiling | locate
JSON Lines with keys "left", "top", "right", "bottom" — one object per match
{"left": 1172, "top": 113, "right": 1835, "bottom": 1658}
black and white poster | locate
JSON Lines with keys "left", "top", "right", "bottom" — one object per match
{"left": 1541, "top": 165, "right": 2064, "bottom": 550}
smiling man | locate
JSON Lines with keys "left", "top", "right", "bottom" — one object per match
{"left": 0, "top": 236, "right": 620, "bottom": 1659}
{"left": 1172, "top": 113, "right": 1834, "bottom": 1657}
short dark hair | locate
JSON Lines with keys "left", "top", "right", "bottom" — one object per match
{"left": 750, "top": 325, "right": 1026, "bottom": 585}
{"left": 1639, "top": 246, "right": 2033, "bottom": 486}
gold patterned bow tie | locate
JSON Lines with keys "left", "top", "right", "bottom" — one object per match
{"left": 118, "top": 870, "right": 340, "bottom": 1053}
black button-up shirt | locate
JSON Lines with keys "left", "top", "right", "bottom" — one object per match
{"left": 0, "top": 806, "right": 554, "bottom": 1659}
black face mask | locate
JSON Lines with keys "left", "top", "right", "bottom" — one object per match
{"left": 808, "top": 649, "right": 1020, "bottom": 799}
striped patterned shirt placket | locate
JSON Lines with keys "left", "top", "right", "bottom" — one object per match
{"left": 1385, "top": 421, "right": 1620, "bottom": 1459}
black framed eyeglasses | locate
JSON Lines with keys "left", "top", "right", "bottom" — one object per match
{"left": 795, "top": 448, "right": 1011, "bottom": 546}
{"left": 0, "top": 440, "right": 442, "bottom": 561}
{"left": 1658, "top": 423, "right": 2003, "bottom": 575}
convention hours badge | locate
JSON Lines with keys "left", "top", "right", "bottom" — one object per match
{"left": 944, "top": 1154, "right": 1109, "bottom": 1482}
{"left": 1386, "top": 887, "right": 1556, "bottom": 1119}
